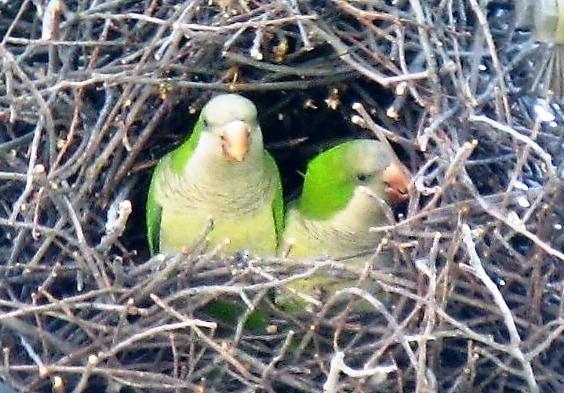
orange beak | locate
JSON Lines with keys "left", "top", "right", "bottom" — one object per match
{"left": 382, "top": 162, "right": 411, "bottom": 204}
{"left": 220, "top": 120, "right": 251, "bottom": 162}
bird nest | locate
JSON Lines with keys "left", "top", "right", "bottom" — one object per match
{"left": 0, "top": 1, "right": 563, "bottom": 392}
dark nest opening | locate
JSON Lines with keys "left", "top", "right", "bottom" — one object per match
{"left": 0, "top": 1, "right": 563, "bottom": 392}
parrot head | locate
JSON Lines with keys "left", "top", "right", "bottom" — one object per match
{"left": 342, "top": 140, "right": 410, "bottom": 215}
{"left": 196, "top": 94, "right": 264, "bottom": 163}
{"left": 298, "top": 140, "right": 410, "bottom": 220}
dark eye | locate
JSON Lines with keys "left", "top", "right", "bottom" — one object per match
{"left": 202, "top": 118, "right": 209, "bottom": 128}
{"left": 356, "top": 173, "right": 372, "bottom": 182}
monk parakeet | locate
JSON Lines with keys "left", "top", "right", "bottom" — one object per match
{"left": 146, "top": 94, "right": 283, "bottom": 256}
{"left": 279, "top": 139, "right": 410, "bottom": 309}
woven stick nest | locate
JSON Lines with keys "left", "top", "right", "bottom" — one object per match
{"left": 0, "top": 1, "right": 562, "bottom": 392}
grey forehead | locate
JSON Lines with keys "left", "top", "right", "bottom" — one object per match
{"left": 350, "top": 141, "right": 392, "bottom": 171}
{"left": 203, "top": 94, "right": 258, "bottom": 123}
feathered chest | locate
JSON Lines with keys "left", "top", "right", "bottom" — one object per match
{"left": 155, "top": 154, "right": 274, "bottom": 217}
{"left": 288, "top": 186, "right": 387, "bottom": 255}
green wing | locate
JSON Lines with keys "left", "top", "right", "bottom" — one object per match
{"left": 266, "top": 152, "right": 284, "bottom": 245}
{"left": 170, "top": 115, "right": 203, "bottom": 174}
{"left": 146, "top": 161, "right": 163, "bottom": 256}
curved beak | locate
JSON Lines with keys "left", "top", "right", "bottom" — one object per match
{"left": 220, "top": 120, "right": 251, "bottom": 162}
{"left": 382, "top": 162, "right": 411, "bottom": 204}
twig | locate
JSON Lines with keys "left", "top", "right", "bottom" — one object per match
{"left": 469, "top": 114, "right": 557, "bottom": 179}
{"left": 460, "top": 224, "right": 539, "bottom": 393}
{"left": 323, "top": 351, "right": 396, "bottom": 393}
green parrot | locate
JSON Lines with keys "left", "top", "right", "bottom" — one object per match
{"left": 278, "top": 139, "right": 411, "bottom": 310}
{"left": 146, "top": 94, "right": 283, "bottom": 256}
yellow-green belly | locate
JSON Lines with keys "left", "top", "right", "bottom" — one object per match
{"left": 278, "top": 209, "right": 390, "bottom": 312}
{"left": 160, "top": 205, "right": 277, "bottom": 257}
